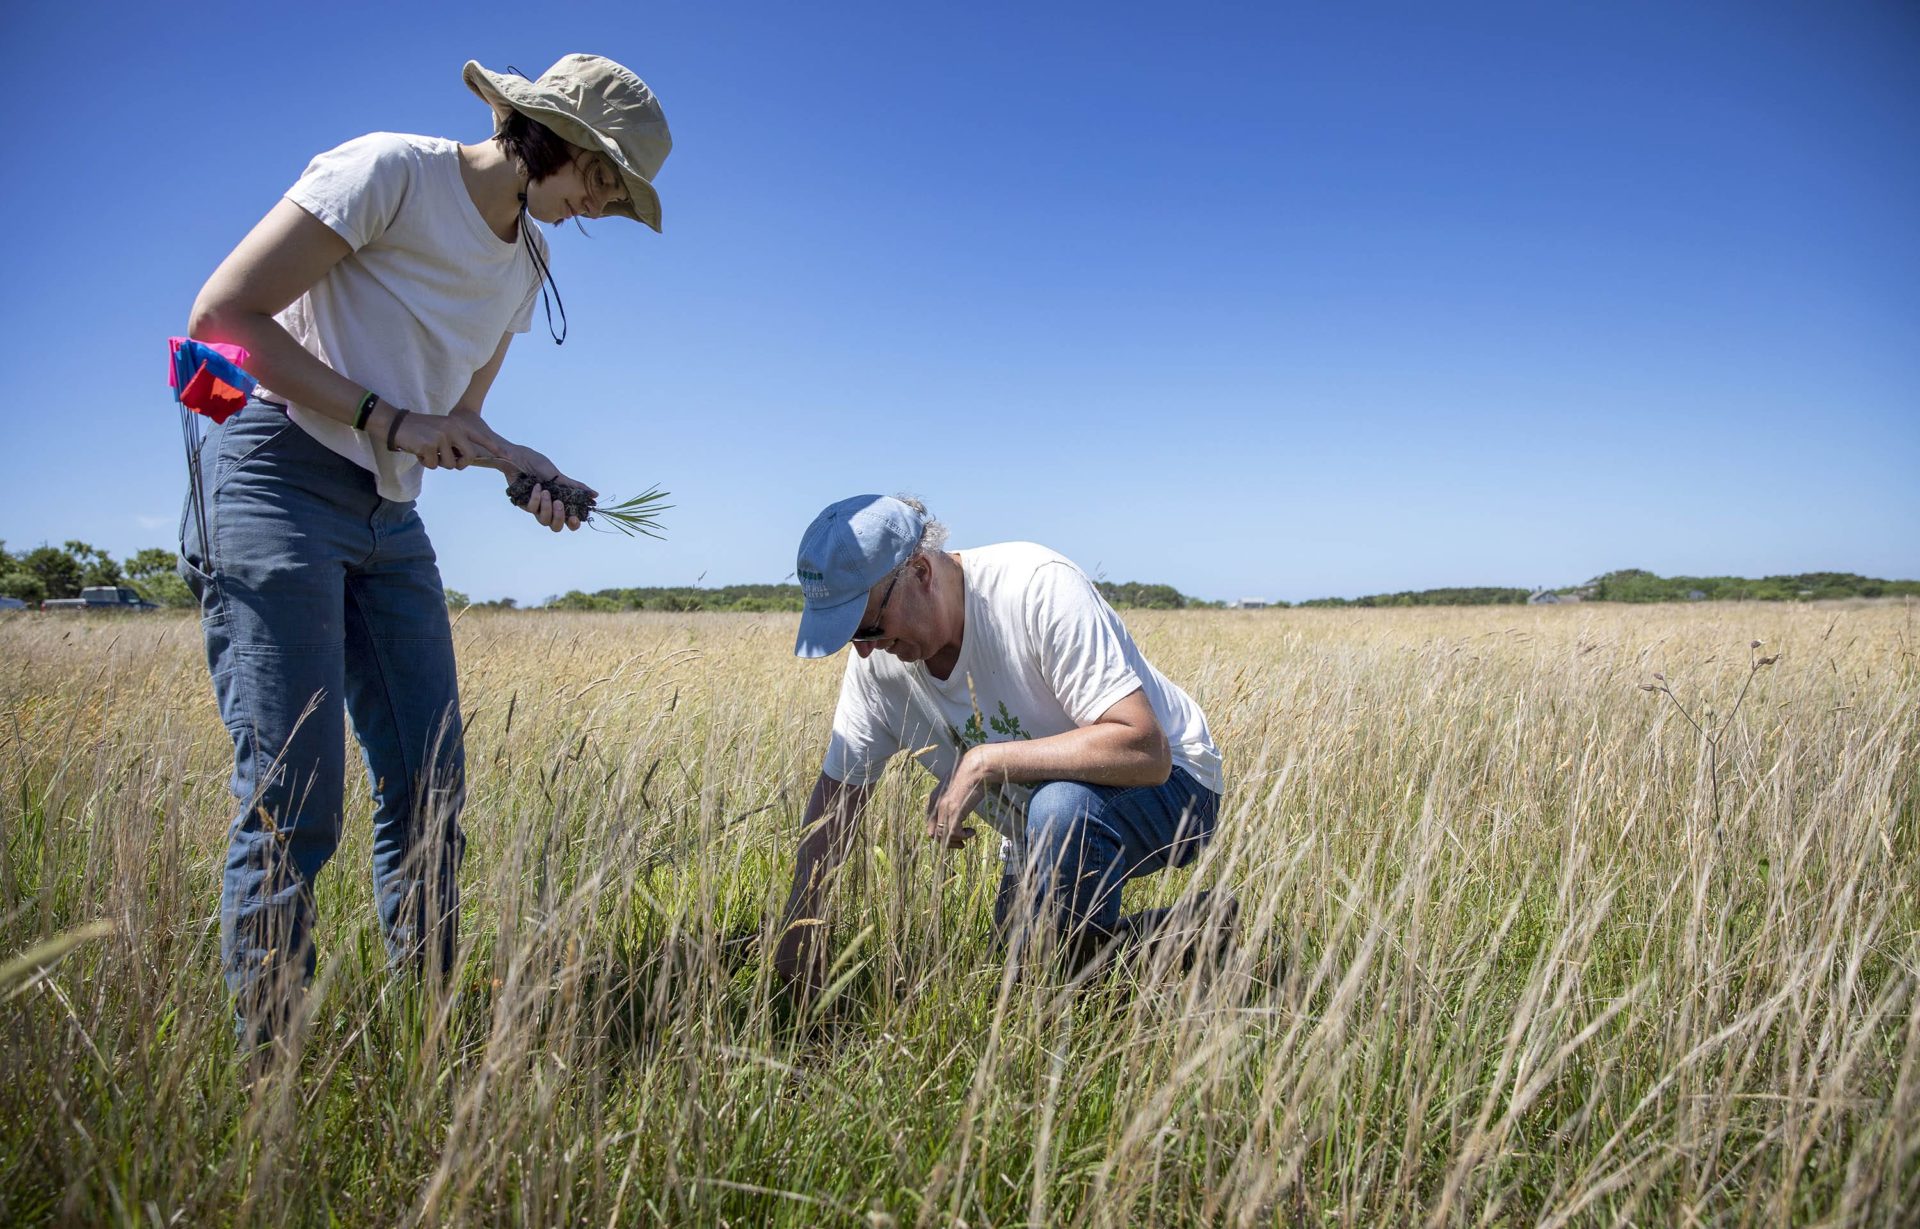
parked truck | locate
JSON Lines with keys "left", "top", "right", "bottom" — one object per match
{"left": 42, "top": 586, "right": 160, "bottom": 612}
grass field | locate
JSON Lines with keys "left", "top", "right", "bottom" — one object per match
{"left": 2, "top": 601, "right": 1916, "bottom": 1227}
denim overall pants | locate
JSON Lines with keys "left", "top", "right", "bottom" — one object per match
{"left": 181, "top": 398, "right": 466, "bottom": 1041}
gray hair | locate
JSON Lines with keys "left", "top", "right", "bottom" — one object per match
{"left": 893, "top": 494, "right": 949, "bottom": 565}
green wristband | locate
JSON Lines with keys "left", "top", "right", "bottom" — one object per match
{"left": 352, "top": 391, "right": 379, "bottom": 431}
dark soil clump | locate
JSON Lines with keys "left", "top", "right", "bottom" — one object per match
{"left": 506, "top": 472, "right": 597, "bottom": 524}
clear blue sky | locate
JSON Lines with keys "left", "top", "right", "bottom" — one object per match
{"left": 4, "top": 0, "right": 1915, "bottom": 603}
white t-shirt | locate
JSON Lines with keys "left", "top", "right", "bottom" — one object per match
{"left": 823, "top": 543, "right": 1223, "bottom": 838}
{"left": 266, "top": 133, "right": 542, "bottom": 502}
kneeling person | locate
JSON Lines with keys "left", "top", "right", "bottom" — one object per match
{"left": 774, "top": 494, "right": 1226, "bottom": 991}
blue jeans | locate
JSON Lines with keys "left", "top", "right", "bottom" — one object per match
{"left": 181, "top": 399, "right": 465, "bottom": 1041}
{"left": 994, "top": 766, "right": 1219, "bottom": 963}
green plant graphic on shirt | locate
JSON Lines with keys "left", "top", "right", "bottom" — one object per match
{"left": 948, "top": 701, "right": 1033, "bottom": 832}
{"left": 949, "top": 701, "right": 1032, "bottom": 753}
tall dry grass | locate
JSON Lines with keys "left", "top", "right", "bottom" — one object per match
{"left": 1, "top": 601, "right": 1915, "bottom": 1226}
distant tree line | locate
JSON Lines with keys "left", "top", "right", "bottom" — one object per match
{"left": 1293, "top": 570, "right": 1919, "bottom": 608}
{"left": 12, "top": 542, "right": 1909, "bottom": 614}
{"left": 1297, "top": 586, "right": 1529, "bottom": 609}
{"left": 0, "top": 545, "right": 1211, "bottom": 614}
{"left": 2, "top": 541, "right": 471, "bottom": 611}
{"left": 531, "top": 579, "right": 1212, "bottom": 613}
{"left": 1579, "top": 569, "right": 1920, "bottom": 603}
{"left": 0, "top": 540, "right": 192, "bottom": 607}
{"left": 545, "top": 584, "right": 808, "bottom": 612}
{"left": 1095, "top": 581, "right": 1211, "bottom": 610}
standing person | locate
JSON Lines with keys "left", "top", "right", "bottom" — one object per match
{"left": 773, "top": 495, "right": 1229, "bottom": 993}
{"left": 183, "top": 55, "right": 672, "bottom": 1046}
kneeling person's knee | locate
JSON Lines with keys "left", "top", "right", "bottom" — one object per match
{"left": 1023, "top": 780, "right": 1103, "bottom": 850}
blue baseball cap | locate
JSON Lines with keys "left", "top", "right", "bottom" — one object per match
{"left": 793, "top": 494, "right": 927, "bottom": 657}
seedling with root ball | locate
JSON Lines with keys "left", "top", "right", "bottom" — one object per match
{"left": 501, "top": 471, "right": 670, "bottom": 539}
{"left": 464, "top": 456, "right": 669, "bottom": 539}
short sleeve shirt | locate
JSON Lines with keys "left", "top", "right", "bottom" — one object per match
{"left": 823, "top": 543, "right": 1223, "bottom": 837}
{"left": 267, "top": 133, "right": 543, "bottom": 501}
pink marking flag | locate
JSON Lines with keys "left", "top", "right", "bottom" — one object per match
{"left": 168, "top": 337, "right": 257, "bottom": 423}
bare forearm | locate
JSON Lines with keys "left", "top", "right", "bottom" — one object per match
{"left": 184, "top": 306, "right": 376, "bottom": 427}
{"left": 780, "top": 775, "right": 868, "bottom": 920}
{"left": 923, "top": 693, "right": 1171, "bottom": 848}
{"left": 188, "top": 199, "right": 415, "bottom": 433}
{"left": 783, "top": 825, "right": 844, "bottom": 920}
{"left": 774, "top": 774, "right": 870, "bottom": 991}
{"left": 971, "top": 717, "right": 1170, "bottom": 789}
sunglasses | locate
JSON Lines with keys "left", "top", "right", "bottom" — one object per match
{"left": 850, "top": 572, "right": 902, "bottom": 643}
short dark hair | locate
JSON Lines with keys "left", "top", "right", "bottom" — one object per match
{"left": 494, "top": 111, "right": 577, "bottom": 183}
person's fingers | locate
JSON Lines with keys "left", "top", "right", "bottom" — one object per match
{"left": 930, "top": 806, "right": 957, "bottom": 845}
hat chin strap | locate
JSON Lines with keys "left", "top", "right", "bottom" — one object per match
{"left": 517, "top": 182, "right": 568, "bottom": 345}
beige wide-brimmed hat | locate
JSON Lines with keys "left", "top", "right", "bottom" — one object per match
{"left": 464, "top": 54, "right": 672, "bottom": 231}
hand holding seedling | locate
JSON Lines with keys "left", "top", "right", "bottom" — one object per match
{"left": 390, "top": 408, "right": 501, "bottom": 473}
{"left": 386, "top": 408, "right": 664, "bottom": 535}
{"left": 503, "top": 472, "right": 669, "bottom": 537}
{"left": 491, "top": 442, "right": 595, "bottom": 533}
{"left": 388, "top": 410, "right": 588, "bottom": 531}
{"left": 512, "top": 477, "right": 592, "bottom": 532}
